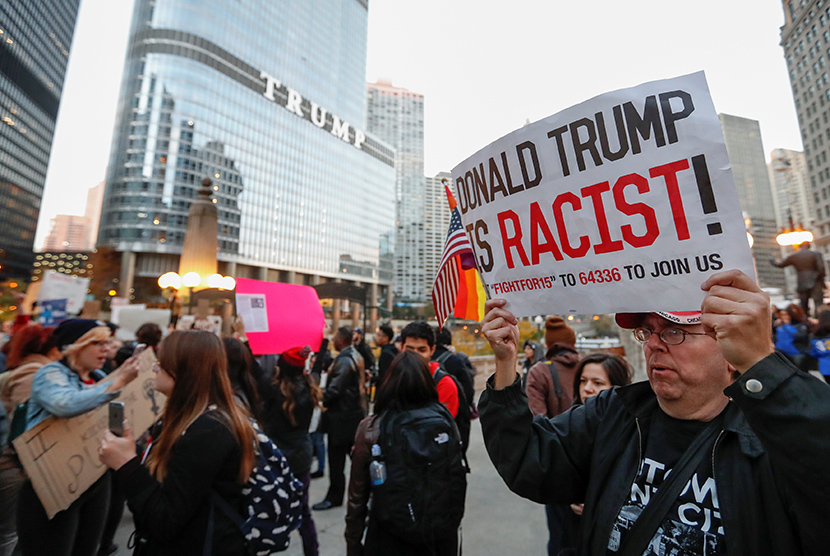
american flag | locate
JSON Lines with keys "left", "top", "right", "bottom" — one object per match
{"left": 433, "top": 181, "right": 476, "bottom": 326}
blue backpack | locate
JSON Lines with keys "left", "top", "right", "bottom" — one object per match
{"left": 209, "top": 423, "right": 304, "bottom": 555}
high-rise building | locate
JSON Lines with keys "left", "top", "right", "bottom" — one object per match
{"left": 769, "top": 148, "right": 813, "bottom": 294}
{"left": 719, "top": 114, "right": 786, "bottom": 290}
{"left": 99, "top": 0, "right": 396, "bottom": 309}
{"left": 0, "top": 0, "right": 82, "bottom": 279}
{"left": 424, "top": 171, "right": 453, "bottom": 298}
{"left": 84, "top": 180, "right": 104, "bottom": 251}
{"left": 366, "top": 80, "right": 426, "bottom": 304}
{"left": 43, "top": 214, "right": 89, "bottom": 252}
{"left": 780, "top": 1, "right": 830, "bottom": 277}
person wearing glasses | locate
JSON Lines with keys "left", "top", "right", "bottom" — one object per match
{"left": 478, "top": 269, "right": 830, "bottom": 556}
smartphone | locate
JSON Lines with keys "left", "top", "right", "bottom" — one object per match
{"left": 133, "top": 343, "right": 147, "bottom": 356}
{"left": 109, "top": 401, "right": 125, "bottom": 437}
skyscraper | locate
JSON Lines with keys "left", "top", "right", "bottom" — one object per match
{"left": 0, "top": 0, "right": 82, "bottom": 279}
{"left": 718, "top": 113, "right": 786, "bottom": 290}
{"left": 43, "top": 214, "right": 88, "bottom": 252}
{"left": 424, "top": 171, "right": 453, "bottom": 298}
{"left": 780, "top": 0, "right": 830, "bottom": 277}
{"left": 366, "top": 80, "right": 426, "bottom": 304}
{"left": 99, "top": 0, "right": 395, "bottom": 305}
{"left": 769, "top": 148, "right": 813, "bottom": 294}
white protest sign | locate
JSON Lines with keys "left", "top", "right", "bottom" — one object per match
{"left": 37, "top": 271, "right": 90, "bottom": 314}
{"left": 452, "top": 72, "right": 755, "bottom": 317}
{"left": 13, "top": 349, "right": 165, "bottom": 518}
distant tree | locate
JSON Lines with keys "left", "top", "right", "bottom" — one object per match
{"left": 87, "top": 247, "right": 121, "bottom": 301}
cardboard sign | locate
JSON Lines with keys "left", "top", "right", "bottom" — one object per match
{"left": 80, "top": 300, "right": 101, "bottom": 319}
{"left": 13, "top": 349, "right": 165, "bottom": 518}
{"left": 235, "top": 279, "right": 325, "bottom": 355}
{"left": 37, "top": 272, "right": 90, "bottom": 314}
{"left": 452, "top": 72, "right": 755, "bottom": 317}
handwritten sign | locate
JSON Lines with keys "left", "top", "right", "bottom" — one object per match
{"left": 13, "top": 349, "right": 165, "bottom": 518}
{"left": 452, "top": 71, "right": 755, "bottom": 317}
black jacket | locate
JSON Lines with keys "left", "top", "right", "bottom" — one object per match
{"left": 261, "top": 377, "right": 315, "bottom": 475}
{"left": 479, "top": 352, "right": 830, "bottom": 555}
{"left": 377, "top": 343, "right": 398, "bottom": 385}
{"left": 322, "top": 346, "right": 366, "bottom": 446}
{"left": 117, "top": 412, "right": 246, "bottom": 556}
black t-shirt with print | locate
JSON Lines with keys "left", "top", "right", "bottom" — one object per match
{"left": 607, "top": 407, "right": 727, "bottom": 556}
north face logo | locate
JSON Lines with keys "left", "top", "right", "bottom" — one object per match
{"left": 434, "top": 432, "right": 449, "bottom": 444}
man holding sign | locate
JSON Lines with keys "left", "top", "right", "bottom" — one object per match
{"left": 465, "top": 73, "right": 830, "bottom": 555}
{"left": 479, "top": 271, "right": 830, "bottom": 554}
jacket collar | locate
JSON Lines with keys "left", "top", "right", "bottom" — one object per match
{"left": 614, "top": 380, "right": 765, "bottom": 458}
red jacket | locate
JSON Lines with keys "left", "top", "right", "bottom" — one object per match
{"left": 429, "top": 361, "right": 459, "bottom": 417}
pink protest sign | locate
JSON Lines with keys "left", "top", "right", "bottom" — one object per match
{"left": 235, "top": 278, "right": 325, "bottom": 355}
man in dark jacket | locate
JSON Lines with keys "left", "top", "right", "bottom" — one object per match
{"left": 479, "top": 269, "right": 830, "bottom": 555}
{"left": 374, "top": 324, "right": 397, "bottom": 386}
{"left": 313, "top": 327, "right": 365, "bottom": 511}
{"left": 771, "top": 241, "right": 826, "bottom": 316}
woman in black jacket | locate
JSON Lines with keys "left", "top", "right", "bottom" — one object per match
{"left": 99, "top": 331, "right": 257, "bottom": 556}
{"left": 261, "top": 345, "right": 322, "bottom": 556}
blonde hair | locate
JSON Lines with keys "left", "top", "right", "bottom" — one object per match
{"left": 146, "top": 331, "right": 256, "bottom": 483}
{"left": 62, "top": 326, "right": 111, "bottom": 368}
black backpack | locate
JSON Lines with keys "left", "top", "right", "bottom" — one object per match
{"left": 432, "top": 367, "right": 471, "bottom": 452}
{"left": 371, "top": 403, "right": 469, "bottom": 545}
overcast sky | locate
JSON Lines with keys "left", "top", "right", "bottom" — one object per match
{"left": 35, "top": 0, "right": 801, "bottom": 248}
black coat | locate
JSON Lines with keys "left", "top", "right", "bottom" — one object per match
{"left": 117, "top": 412, "right": 246, "bottom": 556}
{"left": 261, "top": 377, "right": 315, "bottom": 475}
{"left": 480, "top": 352, "right": 830, "bottom": 555}
{"left": 322, "top": 346, "right": 366, "bottom": 446}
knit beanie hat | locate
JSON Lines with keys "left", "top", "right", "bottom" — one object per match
{"left": 54, "top": 319, "right": 108, "bottom": 350}
{"left": 279, "top": 345, "right": 312, "bottom": 372}
{"left": 544, "top": 316, "right": 576, "bottom": 348}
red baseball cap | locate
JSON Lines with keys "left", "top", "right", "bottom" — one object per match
{"left": 615, "top": 311, "right": 702, "bottom": 329}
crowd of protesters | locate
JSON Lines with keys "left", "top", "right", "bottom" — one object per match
{"left": 1, "top": 273, "right": 828, "bottom": 556}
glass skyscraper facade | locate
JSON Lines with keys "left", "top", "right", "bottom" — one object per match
{"left": 100, "top": 0, "right": 395, "bottom": 300}
{"left": 366, "top": 80, "right": 425, "bottom": 304}
{"left": 719, "top": 113, "right": 786, "bottom": 290}
{"left": 0, "top": 0, "right": 81, "bottom": 280}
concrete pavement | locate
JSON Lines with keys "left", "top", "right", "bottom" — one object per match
{"left": 112, "top": 416, "right": 549, "bottom": 555}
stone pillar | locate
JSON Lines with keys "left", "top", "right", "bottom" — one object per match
{"left": 179, "top": 177, "right": 218, "bottom": 288}
{"left": 311, "top": 274, "right": 321, "bottom": 286}
{"left": 219, "top": 301, "right": 233, "bottom": 336}
{"left": 226, "top": 261, "right": 237, "bottom": 277}
{"left": 386, "top": 285, "right": 393, "bottom": 314}
{"left": 352, "top": 301, "right": 361, "bottom": 328}
{"left": 286, "top": 270, "right": 296, "bottom": 284}
{"left": 332, "top": 278, "right": 341, "bottom": 333}
{"left": 257, "top": 266, "right": 268, "bottom": 281}
{"left": 119, "top": 250, "right": 136, "bottom": 299}
{"left": 369, "top": 282, "right": 379, "bottom": 331}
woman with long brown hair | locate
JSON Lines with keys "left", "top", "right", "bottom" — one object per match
{"left": 260, "top": 345, "right": 322, "bottom": 556}
{"left": 99, "top": 330, "right": 256, "bottom": 556}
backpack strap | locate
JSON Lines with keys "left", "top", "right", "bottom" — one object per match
{"left": 620, "top": 419, "right": 722, "bottom": 556}
{"left": 434, "top": 350, "right": 452, "bottom": 365}
{"left": 545, "top": 361, "right": 564, "bottom": 399}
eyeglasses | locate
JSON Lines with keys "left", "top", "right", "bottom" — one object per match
{"left": 632, "top": 327, "right": 709, "bottom": 345}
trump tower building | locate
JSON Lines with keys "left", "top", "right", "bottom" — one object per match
{"left": 99, "top": 0, "right": 395, "bottom": 320}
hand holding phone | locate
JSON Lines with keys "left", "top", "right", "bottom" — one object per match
{"left": 109, "top": 401, "right": 125, "bottom": 437}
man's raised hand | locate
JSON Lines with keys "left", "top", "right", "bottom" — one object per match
{"left": 481, "top": 298, "right": 520, "bottom": 389}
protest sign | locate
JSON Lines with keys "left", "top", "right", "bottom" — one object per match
{"left": 38, "top": 299, "right": 68, "bottom": 326}
{"left": 451, "top": 71, "right": 755, "bottom": 317}
{"left": 115, "top": 308, "right": 171, "bottom": 341}
{"left": 235, "top": 279, "right": 325, "bottom": 355}
{"left": 13, "top": 349, "right": 165, "bottom": 518}
{"left": 37, "top": 272, "right": 90, "bottom": 314}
